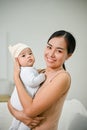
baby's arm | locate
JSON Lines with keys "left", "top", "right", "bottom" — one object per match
{"left": 20, "top": 68, "right": 45, "bottom": 88}
{"left": 28, "top": 73, "right": 45, "bottom": 87}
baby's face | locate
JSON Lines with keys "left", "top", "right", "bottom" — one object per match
{"left": 18, "top": 48, "right": 35, "bottom": 67}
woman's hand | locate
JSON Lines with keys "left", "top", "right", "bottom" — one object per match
{"left": 14, "top": 58, "right": 20, "bottom": 81}
{"left": 8, "top": 100, "right": 45, "bottom": 128}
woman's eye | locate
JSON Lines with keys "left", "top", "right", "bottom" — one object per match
{"left": 57, "top": 50, "right": 62, "bottom": 53}
{"left": 47, "top": 46, "right": 52, "bottom": 49}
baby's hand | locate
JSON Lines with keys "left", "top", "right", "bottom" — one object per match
{"left": 38, "top": 69, "right": 45, "bottom": 73}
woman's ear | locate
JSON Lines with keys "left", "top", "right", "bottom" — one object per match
{"left": 66, "top": 54, "right": 72, "bottom": 60}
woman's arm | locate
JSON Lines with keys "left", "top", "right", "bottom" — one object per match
{"left": 8, "top": 100, "right": 45, "bottom": 128}
{"left": 14, "top": 58, "right": 71, "bottom": 117}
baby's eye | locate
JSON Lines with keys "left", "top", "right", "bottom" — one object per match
{"left": 29, "top": 52, "right": 32, "bottom": 55}
{"left": 22, "top": 54, "right": 25, "bottom": 57}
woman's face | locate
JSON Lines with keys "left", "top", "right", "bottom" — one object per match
{"left": 44, "top": 37, "right": 69, "bottom": 69}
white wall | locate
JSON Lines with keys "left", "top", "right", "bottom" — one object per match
{"left": 0, "top": 0, "right": 87, "bottom": 108}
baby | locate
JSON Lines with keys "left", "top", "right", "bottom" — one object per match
{"left": 8, "top": 43, "right": 45, "bottom": 130}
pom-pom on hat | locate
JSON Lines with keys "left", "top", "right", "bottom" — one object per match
{"left": 8, "top": 43, "right": 29, "bottom": 58}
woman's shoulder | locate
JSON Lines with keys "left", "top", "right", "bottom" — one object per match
{"left": 51, "top": 70, "right": 71, "bottom": 87}
{"left": 57, "top": 69, "right": 70, "bottom": 77}
{"left": 52, "top": 69, "right": 70, "bottom": 78}
{"left": 52, "top": 70, "right": 71, "bottom": 94}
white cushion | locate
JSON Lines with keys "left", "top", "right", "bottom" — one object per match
{"left": 59, "top": 99, "right": 87, "bottom": 130}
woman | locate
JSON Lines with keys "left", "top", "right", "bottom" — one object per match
{"left": 8, "top": 30, "right": 76, "bottom": 130}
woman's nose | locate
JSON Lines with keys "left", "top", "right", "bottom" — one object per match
{"left": 49, "top": 49, "right": 55, "bottom": 57}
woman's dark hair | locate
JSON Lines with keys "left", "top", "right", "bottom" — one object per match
{"left": 47, "top": 30, "right": 76, "bottom": 70}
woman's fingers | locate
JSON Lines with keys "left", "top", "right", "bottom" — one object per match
{"left": 27, "top": 116, "right": 45, "bottom": 128}
{"left": 30, "top": 116, "right": 46, "bottom": 127}
{"left": 14, "top": 58, "right": 20, "bottom": 70}
{"left": 34, "top": 116, "right": 46, "bottom": 121}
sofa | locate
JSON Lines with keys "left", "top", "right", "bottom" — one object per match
{"left": 0, "top": 99, "right": 87, "bottom": 130}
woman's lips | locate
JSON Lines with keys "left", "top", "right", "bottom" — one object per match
{"left": 47, "top": 57, "right": 56, "bottom": 63}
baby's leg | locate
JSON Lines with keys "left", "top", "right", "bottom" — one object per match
{"left": 18, "top": 122, "right": 31, "bottom": 130}
{"left": 9, "top": 117, "right": 20, "bottom": 130}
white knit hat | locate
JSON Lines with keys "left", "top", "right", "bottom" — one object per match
{"left": 8, "top": 43, "right": 29, "bottom": 58}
